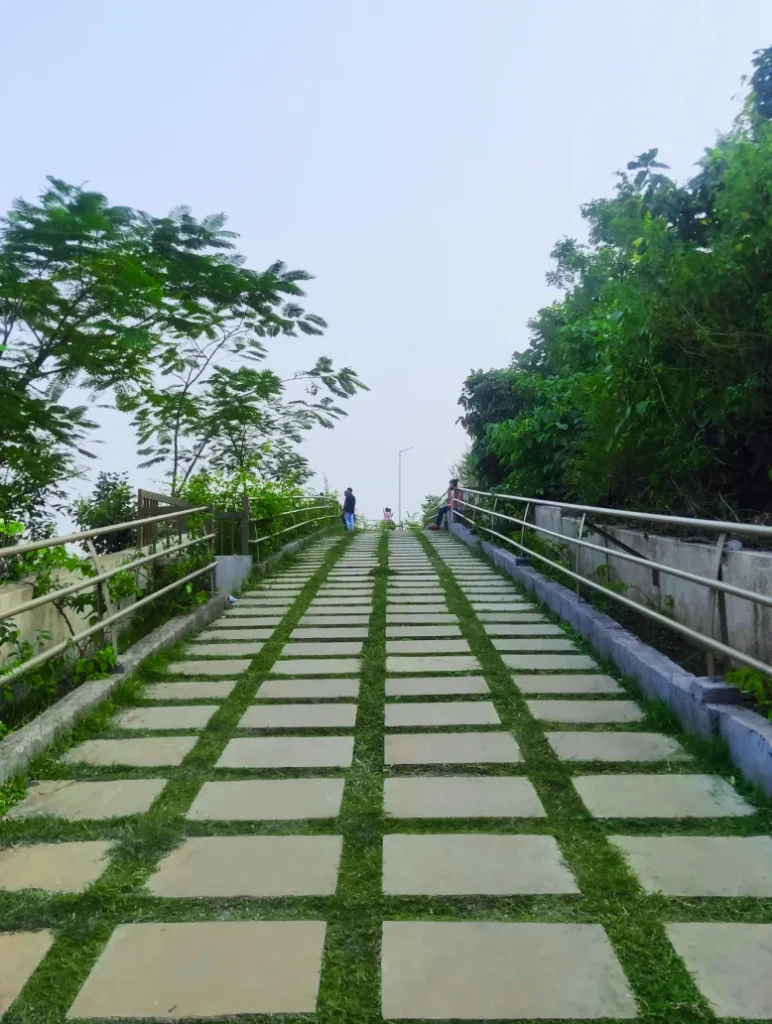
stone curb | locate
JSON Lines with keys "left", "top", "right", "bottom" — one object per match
{"left": 0, "top": 530, "right": 331, "bottom": 786}
{"left": 447, "top": 519, "right": 772, "bottom": 798}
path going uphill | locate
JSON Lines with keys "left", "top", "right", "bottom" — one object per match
{"left": 1, "top": 529, "right": 771, "bottom": 1022}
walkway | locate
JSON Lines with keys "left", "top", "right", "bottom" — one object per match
{"left": 1, "top": 530, "right": 771, "bottom": 1021}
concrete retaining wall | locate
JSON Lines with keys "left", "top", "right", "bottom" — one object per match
{"left": 530, "top": 506, "right": 772, "bottom": 668}
{"left": 449, "top": 518, "right": 772, "bottom": 798}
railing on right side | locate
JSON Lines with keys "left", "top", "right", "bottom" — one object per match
{"left": 429, "top": 487, "right": 772, "bottom": 678}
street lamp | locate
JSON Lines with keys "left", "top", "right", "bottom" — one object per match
{"left": 398, "top": 446, "right": 414, "bottom": 529}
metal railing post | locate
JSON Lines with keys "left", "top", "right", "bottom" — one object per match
{"left": 575, "top": 513, "right": 586, "bottom": 596}
{"left": 241, "top": 496, "right": 250, "bottom": 556}
{"left": 706, "top": 532, "right": 727, "bottom": 678}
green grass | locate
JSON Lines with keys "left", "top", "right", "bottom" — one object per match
{"left": 1, "top": 528, "right": 771, "bottom": 1023}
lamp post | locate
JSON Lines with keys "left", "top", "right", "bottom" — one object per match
{"left": 398, "top": 446, "right": 414, "bottom": 529}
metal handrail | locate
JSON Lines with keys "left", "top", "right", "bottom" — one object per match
{"left": 446, "top": 487, "right": 772, "bottom": 677}
{"left": 0, "top": 505, "right": 210, "bottom": 559}
{"left": 250, "top": 512, "right": 339, "bottom": 547}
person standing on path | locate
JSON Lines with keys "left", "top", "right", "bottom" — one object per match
{"left": 429, "top": 478, "right": 462, "bottom": 530}
{"left": 343, "top": 487, "right": 356, "bottom": 531}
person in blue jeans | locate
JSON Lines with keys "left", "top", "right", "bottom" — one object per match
{"left": 343, "top": 488, "right": 356, "bottom": 530}
{"left": 429, "top": 478, "right": 462, "bottom": 530}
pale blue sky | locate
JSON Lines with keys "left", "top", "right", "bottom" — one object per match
{"left": 3, "top": 1, "right": 770, "bottom": 520}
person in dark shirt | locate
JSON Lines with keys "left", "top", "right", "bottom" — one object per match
{"left": 429, "top": 478, "right": 462, "bottom": 530}
{"left": 342, "top": 488, "right": 356, "bottom": 531}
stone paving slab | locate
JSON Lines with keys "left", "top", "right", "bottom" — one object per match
{"left": 238, "top": 599, "right": 292, "bottom": 608}
{"left": 477, "top": 611, "right": 540, "bottom": 623}
{"left": 0, "top": 931, "right": 54, "bottom": 1017}
{"left": 547, "top": 731, "right": 687, "bottom": 762}
{"left": 148, "top": 836, "right": 343, "bottom": 898}
{"left": 188, "top": 778, "right": 345, "bottom": 820}
{"left": 485, "top": 623, "right": 561, "bottom": 636}
{"left": 63, "top": 737, "right": 198, "bottom": 767}
{"left": 386, "top": 655, "right": 480, "bottom": 674}
{"left": 197, "top": 628, "right": 273, "bottom": 641}
{"left": 573, "top": 774, "right": 755, "bottom": 818}
{"left": 386, "top": 732, "right": 521, "bottom": 765}
{"left": 482, "top": 615, "right": 549, "bottom": 628}
{"left": 271, "top": 658, "right": 360, "bottom": 676}
{"left": 217, "top": 735, "right": 354, "bottom": 768}
{"left": 281, "top": 641, "right": 362, "bottom": 657}
{"left": 239, "top": 703, "right": 357, "bottom": 729}
{"left": 494, "top": 637, "right": 576, "bottom": 652}
{"left": 167, "top": 659, "right": 251, "bottom": 676}
{"left": 514, "top": 672, "right": 622, "bottom": 694}
{"left": 472, "top": 602, "right": 526, "bottom": 612}
{"left": 386, "top": 604, "right": 449, "bottom": 614}
{"left": 386, "top": 676, "right": 488, "bottom": 696}
{"left": 666, "top": 923, "right": 772, "bottom": 1019}
{"left": 187, "top": 641, "right": 263, "bottom": 657}
{"left": 386, "top": 624, "right": 462, "bottom": 638}
{"left": 223, "top": 612, "right": 282, "bottom": 624}
{"left": 6, "top": 779, "right": 167, "bottom": 820}
{"left": 385, "top": 776, "right": 546, "bottom": 818}
{"left": 381, "top": 921, "right": 636, "bottom": 1020}
{"left": 67, "top": 921, "right": 326, "bottom": 1018}
{"left": 144, "top": 681, "right": 237, "bottom": 701}
{"left": 611, "top": 835, "right": 772, "bottom": 896}
{"left": 383, "top": 834, "right": 577, "bottom": 895}
{"left": 388, "top": 595, "right": 447, "bottom": 605}
{"left": 311, "top": 598, "right": 373, "bottom": 606}
{"left": 291, "top": 627, "right": 368, "bottom": 639}
{"left": 503, "top": 653, "right": 598, "bottom": 671}
{"left": 300, "top": 614, "right": 371, "bottom": 626}
{"left": 0, "top": 841, "right": 112, "bottom": 893}
{"left": 245, "top": 586, "right": 303, "bottom": 594}
{"left": 385, "top": 701, "right": 500, "bottom": 727}
{"left": 256, "top": 679, "right": 359, "bottom": 700}
{"left": 528, "top": 699, "right": 644, "bottom": 723}
{"left": 115, "top": 705, "right": 217, "bottom": 731}
{"left": 386, "top": 638, "right": 470, "bottom": 655}
{"left": 386, "top": 612, "right": 456, "bottom": 623}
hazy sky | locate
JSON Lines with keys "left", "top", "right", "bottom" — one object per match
{"left": 3, "top": 1, "right": 770, "bottom": 521}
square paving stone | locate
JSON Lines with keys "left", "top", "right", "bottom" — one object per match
{"left": 386, "top": 624, "right": 462, "bottom": 638}
{"left": 115, "top": 706, "right": 216, "bottom": 731}
{"left": 198, "top": 628, "right": 273, "bottom": 641}
{"left": 515, "top": 672, "right": 622, "bottom": 694}
{"left": 281, "top": 641, "right": 362, "bottom": 657}
{"left": 477, "top": 610, "right": 540, "bottom": 623}
{"left": 167, "top": 659, "right": 251, "bottom": 676}
{"left": 386, "top": 604, "right": 449, "bottom": 614}
{"left": 143, "top": 681, "right": 236, "bottom": 701}
{"left": 386, "top": 612, "right": 456, "bottom": 624}
{"left": 239, "top": 703, "right": 357, "bottom": 729}
{"left": 494, "top": 637, "right": 575, "bottom": 652}
{"left": 271, "top": 658, "right": 360, "bottom": 676}
{"left": 386, "top": 655, "right": 480, "bottom": 674}
{"left": 311, "top": 598, "right": 373, "bottom": 606}
{"left": 389, "top": 595, "right": 447, "bottom": 604}
{"left": 0, "top": 842, "right": 112, "bottom": 893}
{"left": 528, "top": 700, "right": 644, "bottom": 723}
{"left": 611, "top": 836, "right": 772, "bottom": 896}
{"left": 386, "top": 676, "right": 488, "bottom": 696}
{"left": 387, "top": 639, "right": 470, "bottom": 655}
{"left": 217, "top": 736, "right": 354, "bottom": 768}
{"left": 381, "top": 921, "right": 636, "bottom": 1020}
{"left": 148, "top": 836, "right": 342, "bottom": 897}
{"left": 0, "top": 931, "right": 53, "bottom": 1017}
{"left": 472, "top": 603, "right": 526, "bottom": 612}
{"left": 386, "top": 732, "right": 521, "bottom": 765}
{"left": 63, "top": 737, "right": 198, "bottom": 767}
{"left": 573, "top": 774, "right": 755, "bottom": 818}
{"left": 386, "top": 701, "right": 500, "bottom": 728}
{"left": 291, "top": 627, "right": 368, "bottom": 639}
{"left": 666, "top": 923, "right": 772, "bottom": 1019}
{"left": 503, "top": 653, "right": 598, "bottom": 671}
{"left": 256, "top": 678, "right": 360, "bottom": 700}
{"left": 67, "top": 921, "right": 326, "bottom": 1018}
{"left": 485, "top": 623, "right": 561, "bottom": 636}
{"left": 385, "top": 776, "right": 545, "bottom": 818}
{"left": 223, "top": 612, "right": 282, "bottom": 624}
{"left": 301, "top": 614, "right": 371, "bottom": 626}
{"left": 188, "top": 778, "right": 345, "bottom": 820}
{"left": 187, "top": 641, "right": 263, "bottom": 657}
{"left": 548, "top": 731, "right": 687, "bottom": 762}
{"left": 383, "top": 834, "right": 577, "bottom": 895}
{"left": 6, "top": 779, "right": 167, "bottom": 820}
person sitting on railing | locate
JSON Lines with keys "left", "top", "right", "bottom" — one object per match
{"left": 428, "top": 479, "right": 462, "bottom": 531}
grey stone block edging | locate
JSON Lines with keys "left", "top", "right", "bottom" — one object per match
{"left": 0, "top": 530, "right": 333, "bottom": 786}
{"left": 448, "top": 519, "right": 772, "bottom": 798}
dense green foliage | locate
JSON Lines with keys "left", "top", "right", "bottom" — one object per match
{"left": 459, "top": 50, "right": 772, "bottom": 518}
{"left": 0, "top": 177, "right": 366, "bottom": 525}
